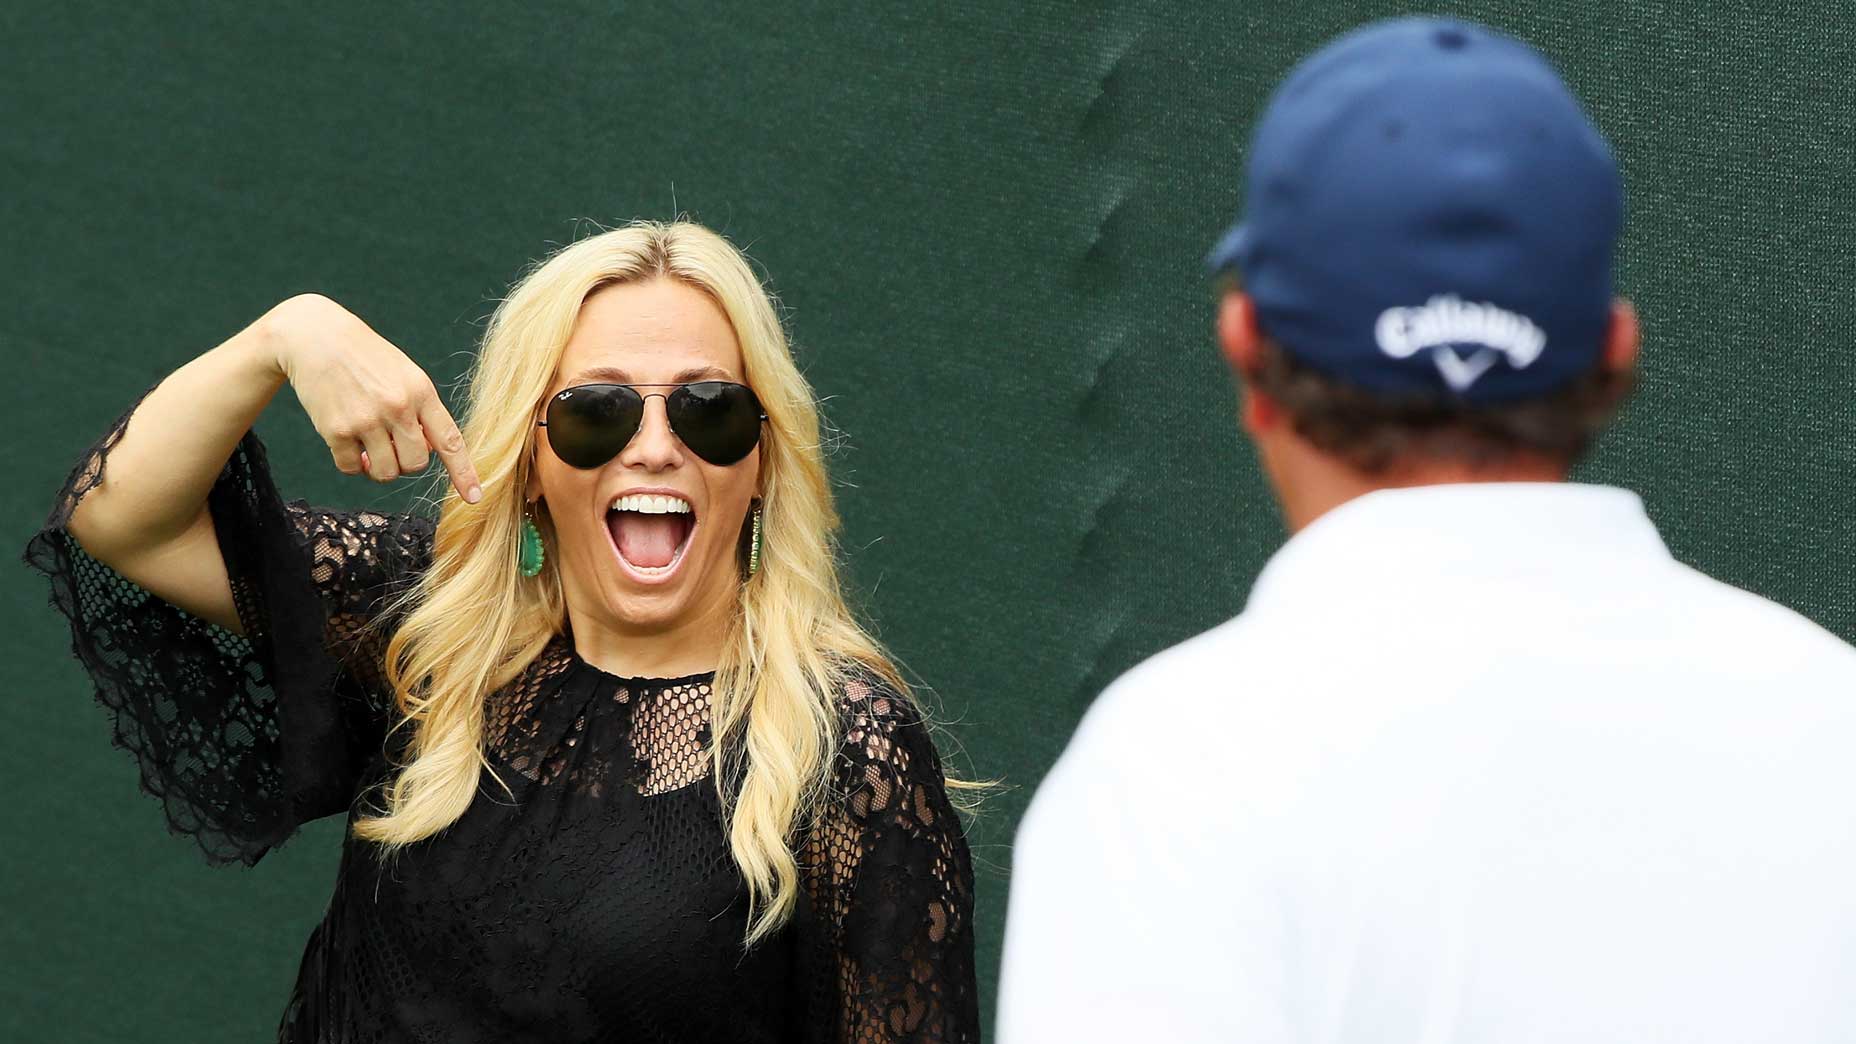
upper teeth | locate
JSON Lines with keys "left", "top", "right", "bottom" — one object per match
{"left": 610, "top": 494, "right": 692, "bottom": 515}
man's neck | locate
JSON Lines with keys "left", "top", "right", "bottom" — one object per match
{"left": 1271, "top": 443, "right": 1571, "bottom": 534}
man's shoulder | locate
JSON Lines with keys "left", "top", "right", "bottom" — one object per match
{"left": 1058, "top": 611, "right": 1288, "bottom": 774}
{"left": 1021, "top": 613, "right": 1300, "bottom": 881}
{"left": 1658, "top": 559, "right": 1856, "bottom": 675}
{"left": 1095, "top": 613, "right": 1264, "bottom": 702}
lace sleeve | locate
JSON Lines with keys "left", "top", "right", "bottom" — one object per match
{"left": 798, "top": 673, "right": 981, "bottom": 1043}
{"left": 20, "top": 380, "right": 435, "bottom": 867}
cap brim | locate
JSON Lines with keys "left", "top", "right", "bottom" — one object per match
{"left": 1204, "top": 223, "right": 1251, "bottom": 274}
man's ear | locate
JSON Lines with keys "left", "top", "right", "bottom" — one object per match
{"left": 1217, "top": 290, "right": 1264, "bottom": 376}
{"left": 1218, "top": 290, "right": 1283, "bottom": 433}
{"left": 1605, "top": 298, "right": 1641, "bottom": 374}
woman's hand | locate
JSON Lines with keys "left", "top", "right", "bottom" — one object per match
{"left": 265, "top": 294, "right": 483, "bottom": 503}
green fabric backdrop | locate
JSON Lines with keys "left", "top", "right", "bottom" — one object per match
{"left": 4, "top": 3, "right": 1851, "bottom": 1040}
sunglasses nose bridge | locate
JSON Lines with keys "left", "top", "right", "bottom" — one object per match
{"left": 620, "top": 392, "right": 683, "bottom": 466}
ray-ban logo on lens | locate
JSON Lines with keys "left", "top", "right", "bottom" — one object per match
{"left": 1374, "top": 295, "right": 1547, "bottom": 391}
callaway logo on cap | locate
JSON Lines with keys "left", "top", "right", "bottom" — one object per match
{"left": 1206, "top": 17, "right": 1624, "bottom": 403}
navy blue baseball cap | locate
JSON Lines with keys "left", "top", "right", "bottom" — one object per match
{"left": 1206, "top": 17, "right": 1624, "bottom": 402}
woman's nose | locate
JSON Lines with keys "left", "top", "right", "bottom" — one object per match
{"left": 619, "top": 395, "right": 683, "bottom": 469}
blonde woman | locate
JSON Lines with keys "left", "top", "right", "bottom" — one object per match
{"left": 24, "top": 221, "right": 978, "bottom": 1042}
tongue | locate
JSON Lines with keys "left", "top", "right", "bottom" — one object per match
{"left": 612, "top": 512, "right": 683, "bottom": 569}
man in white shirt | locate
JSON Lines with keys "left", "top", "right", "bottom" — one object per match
{"left": 997, "top": 16, "right": 1856, "bottom": 1043}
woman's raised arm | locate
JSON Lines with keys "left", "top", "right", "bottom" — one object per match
{"left": 63, "top": 293, "right": 482, "bottom": 634}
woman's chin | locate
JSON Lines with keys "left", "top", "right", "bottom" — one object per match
{"left": 599, "top": 580, "right": 694, "bottom": 633}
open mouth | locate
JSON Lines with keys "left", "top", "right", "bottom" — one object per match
{"left": 606, "top": 493, "right": 697, "bottom": 578}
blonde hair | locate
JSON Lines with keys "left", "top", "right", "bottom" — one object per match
{"left": 352, "top": 220, "right": 906, "bottom": 944}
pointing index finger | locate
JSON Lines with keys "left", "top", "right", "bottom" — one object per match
{"left": 419, "top": 396, "right": 482, "bottom": 503}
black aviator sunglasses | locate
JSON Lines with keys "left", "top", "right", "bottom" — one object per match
{"left": 538, "top": 381, "right": 767, "bottom": 469}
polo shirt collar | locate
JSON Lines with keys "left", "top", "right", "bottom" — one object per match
{"left": 1246, "top": 482, "right": 1672, "bottom": 613}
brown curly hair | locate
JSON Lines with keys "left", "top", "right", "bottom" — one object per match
{"left": 1247, "top": 335, "right": 1636, "bottom": 475}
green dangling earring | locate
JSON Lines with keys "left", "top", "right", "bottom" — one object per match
{"left": 747, "top": 502, "right": 763, "bottom": 577}
{"left": 518, "top": 508, "right": 545, "bottom": 578}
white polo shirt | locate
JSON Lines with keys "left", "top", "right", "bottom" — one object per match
{"left": 998, "top": 482, "right": 1856, "bottom": 1043}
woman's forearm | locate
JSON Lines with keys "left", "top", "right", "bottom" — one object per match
{"left": 65, "top": 305, "right": 290, "bottom": 563}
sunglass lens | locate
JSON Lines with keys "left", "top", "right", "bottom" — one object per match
{"left": 668, "top": 382, "right": 764, "bottom": 466}
{"left": 546, "top": 385, "right": 644, "bottom": 469}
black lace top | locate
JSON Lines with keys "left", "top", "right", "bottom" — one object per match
{"left": 22, "top": 386, "right": 979, "bottom": 1044}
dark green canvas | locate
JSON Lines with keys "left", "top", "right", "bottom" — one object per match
{"left": 4, "top": 3, "right": 1851, "bottom": 1040}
